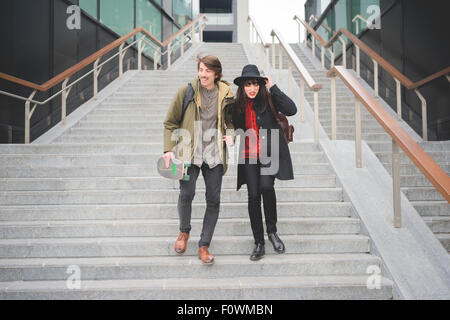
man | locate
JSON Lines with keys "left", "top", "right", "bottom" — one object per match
{"left": 163, "top": 55, "right": 235, "bottom": 265}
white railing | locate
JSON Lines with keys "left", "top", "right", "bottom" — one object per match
{"left": 247, "top": 15, "right": 323, "bottom": 143}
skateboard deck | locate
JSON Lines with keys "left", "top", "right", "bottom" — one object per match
{"left": 157, "top": 156, "right": 191, "bottom": 181}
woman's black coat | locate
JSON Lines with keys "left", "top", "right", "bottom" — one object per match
{"left": 232, "top": 84, "right": 297, "bottom": 191}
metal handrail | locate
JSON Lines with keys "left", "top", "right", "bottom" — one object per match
{"left": 270, "top": 29, "right": 322, "bottom": 143}
{"left": 247, "top": 15, "right": 323, "bottom": 142}
{"left": 294, "top": 15, "right": 450, "bottom": 141}
{"left": 352, "top": 14, "right": 370, "bottom": 34}
{"left": 0, "top": 15, "right": 208, "bottom": 143}
{"left": 327, "top": 66, "right": 450, "bottom": 228}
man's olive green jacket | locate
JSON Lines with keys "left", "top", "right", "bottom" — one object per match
{"left": 163, "top": 77, "right": 235, "bottom": 175}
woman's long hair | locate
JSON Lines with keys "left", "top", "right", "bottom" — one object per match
{"left": 235, "top": 78, "right": 269, "bottom": 116}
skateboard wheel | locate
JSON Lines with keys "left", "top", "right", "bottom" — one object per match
{"left": 182, "top": 175, "right": 190, "bottom": 182}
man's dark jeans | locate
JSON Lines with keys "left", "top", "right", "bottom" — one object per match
{"left": 178, "top": 162, "right": 223, "bottom": 248}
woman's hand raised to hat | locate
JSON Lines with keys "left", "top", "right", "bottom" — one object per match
{"left": 264, "top": 76, "right": 274, "bottom": 89}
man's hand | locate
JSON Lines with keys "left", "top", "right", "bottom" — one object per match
{"left": 163, "top": 152, "right": 174, "bottom": 168}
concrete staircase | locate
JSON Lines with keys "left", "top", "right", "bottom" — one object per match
{"left": 0, "top": 43, "right": 393, "bottom": 299}
{"left": 285, "top": 43, "right": 450, "bottom": 253}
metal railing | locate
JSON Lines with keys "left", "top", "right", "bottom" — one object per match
{"left": 247, "top": 15, "right": 323, "bottom": 142}
{"left": 0, "top": 15, "right": 208, "bottom": 144}
{"left": 327, "top": 66, "right": 450, "bottom": 228}
{"left": 294, "top": 15, "right": 450, "bottom": 142}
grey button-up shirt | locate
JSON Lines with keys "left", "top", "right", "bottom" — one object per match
{"left": 193, "top": 85, "right": 222, "bottom": 169}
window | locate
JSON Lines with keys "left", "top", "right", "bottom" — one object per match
{"left": 79, "top": 0, "right": 98, "bottom": 19}
{"left": 173, "top": 0, "right": 193, "bottom": 26}
{"left": 200, "top": 0, "right": 232, "bottom": 14}
{"left": 136, "top": 0, "right": 162, "bottom": 40}
{"left": 100, "top": 0, "right": 134, "bottom": 37}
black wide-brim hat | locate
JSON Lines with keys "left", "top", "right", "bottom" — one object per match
{"left": 233, "top": 64, "right": 266, "bottom": 86}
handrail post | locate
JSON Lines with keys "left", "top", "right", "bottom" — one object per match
{"left": 181, "top": 33, "right": 185, "bottom": 57}
{"left": 415, "top": 89, "right": 428, "bottom": 141}
{"left": 272, "top": 36, "right": 275, "bottom": 69}
{"left": 249, "top": 20, "right": 253, "bottom": 43}
{"left": 304, "top": 28, "right": 308, "bottom": 48}
{"left": 200, "top": 23, "right": 204, "bottom": 42}
{"left": 288, "top": 60, "right": 293, "bottom": 97}
{"left": 354, "top": 98, "right": 362, "bottom": 168}
{"left": 328, "top": 48, "right": 334, "bottom": 68}
{"left": 312, "top": 37, "right": 316, "bottom": 59}
{"left": 314, "top": 90, "right": 319, "bottom": 143}
{"left": 61, "top": 77, "right": 72, "bottom": 126}
{"left": 24, "top": 90, "right": 37, "bottom": 144}
{"left": 278, "top": 45, "right": 283, "bottom": 80}
{"left": 298, "top": 23, "right": 301, "bottom": 44}
{"left": 392, "top": 139, "right": 402, "bottom": 228}
{"left": 93, "top": 58, "right": 103, "bottom": 100}
{"left": 355, "top": 45, "right": 360, "bottom": 78}
{"left": 137, "top": 39, "right": 144, "bottom": 71}
{"left": 167, "top": 43, "right": 172, "bottom": 70}
{"left": 331, "top": 77, "right": 337, "bottom": 140}
{"left": 119, "top": 43, "right": 125, "bottom": 79}
{"left": 300, "top": 78, "right": 305, "bottom": 122}
{"left": 191, "top": 24, "right": 196, "bottom": 44}
{"left": 154, "top": 49, "right": 159, "bottom": 70}
{"left": 340, "top": 38, "right": 346, "bottom": 68}
{"left": 395, "top": 78, "right": 402, "bottom": 121}
{"left": 265, "top": 46, "right": 269, "bottom": 71}
{"left": 321, "top": 45, "right": 325, "bottom": 70}
{"left": 373, "top": 59, "right": 379, "bottom": 97}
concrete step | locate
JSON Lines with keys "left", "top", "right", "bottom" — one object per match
{"left": 382, "top": 163, "right": 450, "bottom": 176}
{"left": 377, "top": 151, "right": 450, "bottom": 164}
{"left": 435, "top": 234, "right": 450, "bottom": 251}
{"left": 0, "top": 202, "right": 355, "bottom": 221}
{"left": 422, "top": 216, "right": 450, "bottom": 233}
{"left": 411, "top": 201, "right": 450, "bottom": 217}
{"left": 0, "top": 234, "right": 370, "bottom": 258}
{"left": 0, "top": 152, "right": 329, "bottom": 167}
{"left": 0, "top": 253, "right": 381, "bottom": 282}
{"left": 401, "top": 187, "right": 447, "bottom": 201}
{"left": 0, "top": 144, "right": 163, "bottom": 155}
{"left": 0, "top": 275, "right": 393, "bottom": 300}
{"left": 0, "top": 188, "right": 344, "bottom": 205}
{"left": 0, "top": 217, "right": 361, "bottom": 239}
{"left": 0, "top": 174, "right": 337, "bottom": 191}
{"left": 0, "top": 163, "right": 334, "bottom": 178}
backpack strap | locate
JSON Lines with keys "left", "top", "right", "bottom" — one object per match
{"left": 181, "top": 83, "right": 194, "bottom": 123}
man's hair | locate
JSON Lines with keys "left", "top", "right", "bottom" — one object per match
{"left": 197, "top": 54, "right": 223, "bottom": 83}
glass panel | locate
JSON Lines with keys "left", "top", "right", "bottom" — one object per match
{"left": 99, "top": 0, "right": 134, "bottom": 37}
{"left": 136, "top": 0, "right": 162, "bottom": 40}
{"left": 173, "top": 0, "right": 193, "bottom": 26}
{"left": 136, "top": 0, "right": 162, "bottom": 61}
{"left": 79, "top": 0, "right": 98, "bottom": 19}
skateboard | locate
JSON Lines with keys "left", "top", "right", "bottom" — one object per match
{"left": 157, "top": 156, "right": 191, "bottom": 181}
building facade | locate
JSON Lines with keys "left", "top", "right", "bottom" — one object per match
{"left": 197, "top": 0, "right": 249, "bottom": 43}
{"left": 0, "top": 0, "right": 195, "bottom": 143}
{"left": 305, "top": 0, "right": 450, "bottom": 141}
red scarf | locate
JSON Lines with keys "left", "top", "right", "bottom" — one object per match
{"left": 243, "top": 99, "right": 260, "bottom": 159}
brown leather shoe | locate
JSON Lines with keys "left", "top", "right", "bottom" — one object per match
{"left": 198, "top": 246, "right": 214, "bottom": 265}
{"left": 174, "top": 232, "right": 189, "bottom": 255}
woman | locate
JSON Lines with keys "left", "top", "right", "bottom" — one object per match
{"left": 232, "top": 65, "right": 297, "bottom": 261}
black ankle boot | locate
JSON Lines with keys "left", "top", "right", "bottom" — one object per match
{"left": 268, "top": 233, "right": 285, "bottom": 254}
{"left": 250, "top": 243, "right": 265, "bottom": 261}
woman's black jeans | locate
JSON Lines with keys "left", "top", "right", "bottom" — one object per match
{"left": 243, "top": 159, "right": 277, "bottom": 245}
